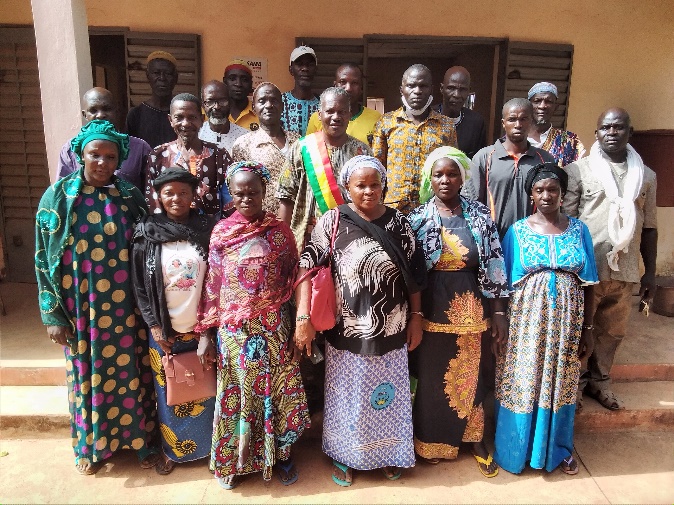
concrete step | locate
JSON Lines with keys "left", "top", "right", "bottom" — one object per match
{"left": 575, "top": 380, "right": 674, "bottom": 433}
{"left": 0, "top": 385, "right": 70, "bottom": 431}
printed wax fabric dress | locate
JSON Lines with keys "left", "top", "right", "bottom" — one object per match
{"left": 299, "top": 206, "right": 416, "bottom": 471}
{"left": 195, "top": 211, "right": 310, "bottom": 481}
{"left": 408, "top": 197, "right": 508, "bottom": 460}
{"left": 35, "top": 170, "right": 157, "bottom": 466}
{"left": 494, "top": 217, "right": 598, "bottom": 474}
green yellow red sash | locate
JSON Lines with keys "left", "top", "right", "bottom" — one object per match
{"left": 299, "top": 132, "right": 344, "bottom": 213}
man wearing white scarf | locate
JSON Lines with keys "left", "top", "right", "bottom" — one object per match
{"left": 563, "top": 108, "right": 658, "bottom": 411}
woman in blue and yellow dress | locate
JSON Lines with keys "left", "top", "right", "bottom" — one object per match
{"left": 131, "top": 167, "right": 216, "bottom": 475}
{"left": 408, "top": 147, "right": 509, "bottom": 477}
{"left": 35, "top": 120, "right": 159, "bottom": 475}
{"left": 494, "top": 162, "right": 598, "bottom": 475}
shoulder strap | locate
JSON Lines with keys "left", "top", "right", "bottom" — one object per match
{"left": 292, "top": 210, "right": 340, "bottom": 289}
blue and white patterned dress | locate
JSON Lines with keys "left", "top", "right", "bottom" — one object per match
{"left": 494, "top": 217, "right": 598, "bottom": 474}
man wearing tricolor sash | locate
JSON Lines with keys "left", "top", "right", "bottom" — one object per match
{"left": 277, "top": 87, "right": 371, "bottom": 255}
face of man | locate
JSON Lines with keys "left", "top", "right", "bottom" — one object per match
{"left": 253, "top": 85, "right": 283, "bottom": 126}
{"left": 318, "top": 93, "right": 350, "bottom": 139}
{"left": 530, "top": 92, "right": 557, "bottom": 126}
{"left": 289, "top": 54, "right": 317, "bottom": 88}
{"left": 224, "top": 69, "right": 253, "bottom": 102}
{"left": 81, "top": 90, "right": 117, "bottom": 123}
{"left": 502, "top": 106, "right": 533, "bottom": 144}
{"left": 147, "top": 58, "right": 178, "bottom": 98}
{"left": 202, "top": 83, "right": 231, "bottom": 125}
{"left": 334, "top": 66, "right": 363, "bottom": 110}
{"left": 400, "top": 69, "right": 432, "bottom": 110}
{"left": 440, "top": 72, "right": 470, "bottom": 116}
{"left": 169, "top": 100, "right": 203, "bottom": 145}
{"left": 596, "top": 109, "right": 631, "bottom": 154}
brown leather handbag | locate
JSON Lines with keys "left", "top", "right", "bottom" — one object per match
{"left": 161, "top": 351, "right": 216, "bottom": 406}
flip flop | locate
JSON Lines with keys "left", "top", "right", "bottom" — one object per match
{"left": 155, "top": 457, "right": 176, "bottom": 476}
{"left": 275, "top": 458, "right": 299, "bottom": 486}
{"left": 382, "top": 466, "right": 401, "bottom": 480}
{"left": 75, "top": 460, "right": 103, "bottom": 476}
{"left": 139, "top": 452, "right": 161, "bottom": 469}
{"left": 559, "top": 455, "right": 579, "bottom": 475}
{"left": 331, "top": 460, "right": 353, "bottom": 487}
{"left": 588, "top": 388, "right": 625, "bottom": 410}
{"left": 217, "top": 474, "right": 240, "bottom": 490}
{"left": 422, "top": 457, "right": 440, "bottom": 465}
{"left": 473, "top": 453, "right": 499, "bottom": 478}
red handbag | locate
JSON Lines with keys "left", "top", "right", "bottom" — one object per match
{"left": 161, "top": 351, "right": 216, "bottom": 406}
{"left": 294, "top": 210, "right": 340, "bottom": 332}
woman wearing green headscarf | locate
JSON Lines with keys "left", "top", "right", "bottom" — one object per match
{"left": 407, "top": 147, "right": 509, "bottom": 477}
{"left": 35, "top": 120, "right": 159, "bottom": 475}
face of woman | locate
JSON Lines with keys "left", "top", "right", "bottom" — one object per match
{"left": 158, "top": 181, "right": 194, "bottom": 222}
{"left": 431, "top": 158, "right": 462, "bottom": 202}
{"left": 531, "top": 177, "right": 563, "bottom": 214}
{"left": 253, "top": 85, "right": 282, "bottom": 127}
{"left": 82, "top": 139, "right": 118, "bottom": 187}
{"left": 230, "top": 171, "right": 266, "bottom": 219}
{"left": 347, "top": 167, "right": 383, "bottom": 213}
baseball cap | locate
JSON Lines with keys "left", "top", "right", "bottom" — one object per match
{"left": 290, "top": 46, "right": 317, "bottom": 65}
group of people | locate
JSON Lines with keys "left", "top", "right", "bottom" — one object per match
{"left": 36, "top": 44, "right": 657, "bottom": 490}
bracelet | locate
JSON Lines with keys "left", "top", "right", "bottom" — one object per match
{"left": 409, "top": 311, "right": 424, "bottom": 317}
{"left": 493, "top": 311, "right": 506, "bottom": 316}
{"left": 582, "top": 324, "right": 594, "bottom": 330}
{"left": 296, "top": 314, "right": 311, "bottom": 322}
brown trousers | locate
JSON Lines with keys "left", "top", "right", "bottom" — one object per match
{"left": 579, "top": 279, "right": 633, "bottom": 392}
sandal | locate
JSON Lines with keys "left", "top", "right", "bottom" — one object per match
{"left": 473, "top": 453, "right": 499, "bottom": 478}
{"left": 75, "top": 460, "right": 103, "bottom": 476}
{"left": 155, "top": 456, "right": 176, "bottom": 476}
{"left": 139, "top": 452, "right": 161, "bottom": 469}
{"left": 331, "top": 460, "right": 353, "bottom": 487}
{"left": 382, "top": 466, "right": 401, "bottom": 480}
{"left": 275, "top": 458, "right": 299, "bottom": 486}
{"left": 218, "top": 474, "right": 240, "bottom": 490}
{"left": 422, "top": 457, "right": 440, "bottom": 465}
{"left": 588, "top": 388, "right": 625, "bottom": 411}
{"left": 560, "top": 455, "right": 579, "bottom": 475}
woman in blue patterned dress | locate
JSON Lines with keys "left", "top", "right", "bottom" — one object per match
{"left": 408, "top": 147, "right": 509, "bottom": 477}
{"left": 131, "top": 167, "right": 216, "bottom": 475}
{"left": 35, "top": 120, "right": 159, "bottom": 475}
{"left": 494, "top": 162, "right": 598, "bottom": 475}
{"left": 294, "top": 155, "right": 424, "bottom": 487}
{"left": 195, "top": 161, "right": 310, "bottom": 490}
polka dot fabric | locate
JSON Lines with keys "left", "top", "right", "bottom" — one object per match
{"left": 60, "top": 185, "right": 156, "bottom": 465}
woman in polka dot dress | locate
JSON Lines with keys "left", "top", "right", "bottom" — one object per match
{"left": 35, "top": 120, "right": 159, "bottom": 475}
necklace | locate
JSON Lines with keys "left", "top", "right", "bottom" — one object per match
{"left": 437, "top": 199, "right": 462, "bottom": 216}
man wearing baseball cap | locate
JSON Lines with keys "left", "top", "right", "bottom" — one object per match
{"left": 280, "top": 46, "right": 319, "bottom": 136}
{"left": 224, "top": 59, "right": 259, "bottom": 131}
{"left": 126, "top": 50, "right": 179, "bottom": 148}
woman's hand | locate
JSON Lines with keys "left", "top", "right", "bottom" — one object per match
{"left": 47, "top": 325, "right": 72, "bottom": 346}
{"left": 294, "top": 319, "right": 316, "bottom": 356}
{"left": 491, "top": 313, "right": 508, "bottom": 357}
{"left": 407, "top": 313, "right": 423, "bottom": 351}
{"left": 288, "top": 340, "right": 304, "bottom": 364}
{"left": 578, "top": 328, "right": 594, "bottom": 360}
{"left": 150, "top": 325, "right": 174, "bottom": 355}
{"left": 197, "top": 334, "right": 216, "bottom": 370}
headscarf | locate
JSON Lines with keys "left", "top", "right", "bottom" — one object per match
{"left": 152, "top": 166, "right": 199, "bottom": 190}
{"left": 419, "top": 146, "right": 473, "bottom": 204}
{"left": 147, "top": 50, "right": 178, "bottom": 68}
{"left": 524, "top": 162, "right": 569, "bottom": 196}
{"left": 528, "top": 81, "right": 558, "bottom": 99}
{"left": 224, "top": 59, "right": 252, "bottom": 76}
{"left": 70, "top": 119, "right": 129, "bottom": 169}
{"left": 226, "top": 161, "right": 271, "bottom": 188}
{"left": 339, "top": 155, "right": 387, "bottom": 191}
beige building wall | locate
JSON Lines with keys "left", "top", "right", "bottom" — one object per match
{"left": 3, "top": 0, "right": 673, "bottom": 273}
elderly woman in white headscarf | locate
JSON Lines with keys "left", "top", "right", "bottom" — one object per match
{"left": 294, "top": 155, "right": 423, "bottom": 487}
{"left": 407, "top": 147, "right": 509, "bottom": 477}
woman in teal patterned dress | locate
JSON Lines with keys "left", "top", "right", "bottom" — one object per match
{"left": 494, "top": 163, "right": 598, "bottom": 475}
{"left": 35, "top": 120, "right": 159, "bottom": 475}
